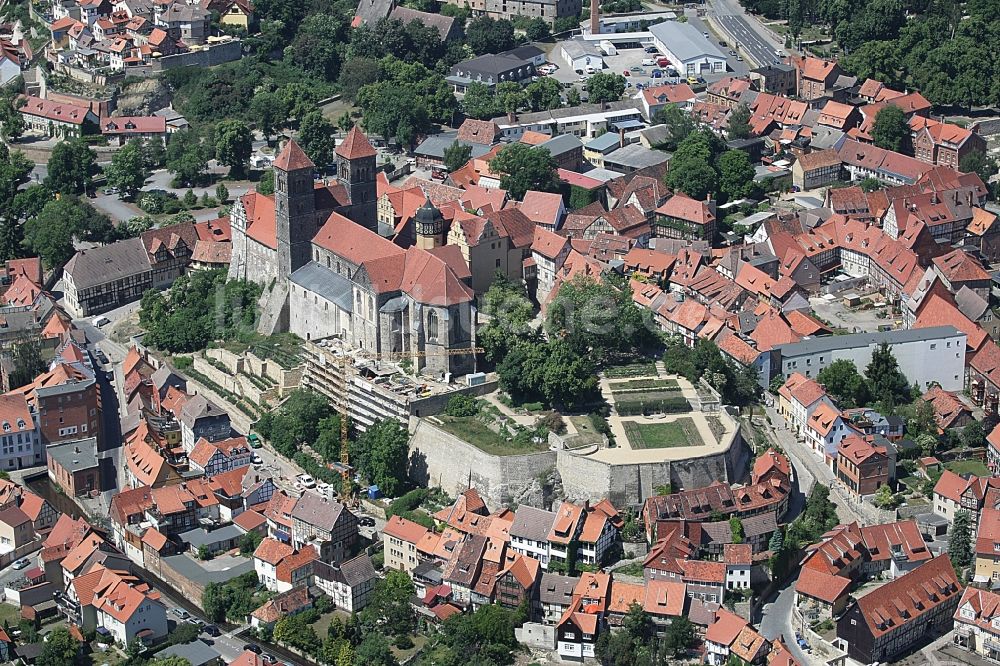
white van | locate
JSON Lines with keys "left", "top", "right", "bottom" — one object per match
{"left": 585, "top": 65, "right": 596, "bottom": 75}
{"left": 642, "top": 58, "right": 656, "bottom": 66}
{"left": 93, "top": 315, "right": 110, "bottom": 327}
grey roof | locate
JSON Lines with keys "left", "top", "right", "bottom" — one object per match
{"left": 700, "top": 521, "right": 732, "bottom": 544}
{"left": 155, "top": 640, "right": 220, "bottom": 666}
{"left": 178, "top": 524, "right": 243, "bottom": 548}
{"left": 354, "top": 0, "right": 393, "bottom": 24}
{"left": 740, "top": 211, "right": 777, "bottom": 227}
{"left": 339, "top": 553, "right": 378, "bottom": 586}
{"left": 640, "top": 124, "right": 670, "bottom": 147}
{"left": 290, "top": 262, "right": 354, "bottom": 312}
{"left": 503, "top": 44, "right": 545, "bottom": 60}
{"left": 414, "top": 132, "right": 495, "bottom": 160}
{"left": 453, "top": 53, "right": 530, "bottom": 77}
{"left": 753, "top": 63, "right": 794, "bottom": 74}
{"left": 604, "top": 143, "right": 670, "bottom": 170}
{"left": 179, "top": 394, "right": 228, "bottom": 429}
{"left": 159, "top": 3, "right": 209, "bottom": 21}
{"left": 579, "top": 167, "right": 626, "bottom": 183}
{"left": 46, "top": 438, "right": 100, "bottom": 472}
{"left": 775, "top": 325, "right": 964, "bottom": 357}
{"left": 494, "top": 99, "right": 644, "bottom": 126}
{"left": 151, "top": 365, "right": 185, "bottom": 393}
{"left": 36, "top": 377, "right": 96, "bottom": 399}
{"left": 389, "top": 6, "right": 455, "bottom": 39}
{"left": 538, "top": 133, "right": 583, "bottom": 157}
{"left": 561, "top": 39, "right": 602, "bottom": 60}
{"left": 510, "top": 505, "right": 556, "bottom": 542}
{"left": 64, "top": 237, "right": 152, "bottom": 290}
{"left": 161, "top": 554, "right": 254, "bottom": 585}
{"left": 648, "top": 21, "right": 726, "bottom": 63}
{"left": 291, "top": 491, "right": 350, "bottom": 532}
{"left": 586, "top": 132, "right": 623, "bottom": 153}
{"left": 413, "top": 559, "right": 443, "bottom": 583}
{"left": 954, "top": 285, "right": 989, "bottom": 322}
{"left": 741, "top": 511, "right": 778, "bottom": 538}
{"left": 539, "top": 572, "right": 577, "bottom": 605}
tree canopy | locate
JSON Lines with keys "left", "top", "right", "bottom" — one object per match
{"left": 46, "top": 140, "right": 97, "bottom": 196}
{"left": 587, "top": 72, "right": 627, "bottom": 104}
{"left": 350, "top": 419, "right": 409, "bottom": 497}
{"left": 872, "top": 105, "right": 911, "bottom": 153}
{"left": 488, "top": 143, "right": 559, "bottom": 199}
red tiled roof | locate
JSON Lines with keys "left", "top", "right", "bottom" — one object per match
{"left": 795, "top": 566, "right": 851, "bottom": 604}
{"left": 854, "top": 555, "right": 961, "bottom": 639}
{"left": 273, "top": 139, "right": 314, "bottom": 172}
{"left": 336, "top": 127, "right": 376, "bottom": 160}
{"left": 384, "top": 515, "right": 429, "bottom": 543}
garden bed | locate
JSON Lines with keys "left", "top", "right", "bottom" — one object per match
{"left": 603, "top": 362, "right": 658, "bottom": 378}
{"left": 615, "top": 392, "right": 691, "bottom": 416}
{"left": 623, "top": 418, "right": 701, "bottom": 449}
{"left": 609, "top": 379, "right": 680, "bottom": 393}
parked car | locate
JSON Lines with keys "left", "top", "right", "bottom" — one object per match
{"left": 93, "top": 315, "right": 110, "bottom": 327}
{"left": 718, "top": 40, "right": 727, "bottom": 46}
{"left": 641, "top": 58, "right": 656, "bottom": 66}
{"left": 359, "top": 517, "right": 376, "bottom": 527}
{"left": 252, "top": 454, "right": 263, "bottom": 465}
{"left": 703, "top": 31, "right": 709, "bottom": 38}
{"left": 729, "top": 50, "right": 737, "bottom": 56}
{"left": 650, "top": 69, "right": 663, "bottom": 78}
{"left": 12, "top": 558, "right": 30, "bottom": 570}
{"left": 644, "top": 45, "right": 658, "bottom": 53}
{"left": 297, "top": 474, "right": 316, "bottom": 488}
{"left": 203, "top": 625, "right": 220, "bottom": 637}
{"left": 657, "top": 57, "right": 670, "bottom": 67}
{"left": 622, "top": 70, "right": 630, "bottom": 76}
{"left": 172, "top": 608, "right": 191, "bottom": 620}
{"left": 243, "top": 644, "right": 262, "bottom": 655}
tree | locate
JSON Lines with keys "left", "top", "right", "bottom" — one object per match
{"left": 960, "top": 150, "right": 998, "bottom": 197}
{"left": 566, "top": 86, "right": 582, "bottom": 106}
{"left": 183, "top": 189, "right": 198, "bottom": 208}
{"left": 0, "top": 88, "right": 25, "bottom": 142}
{"left": 239, "top": 530, "right": 263, "bottom": 555}
{"left": 352, "top": 419, "right": 409, "bottom": 496}
{"left": 817, "top": 359, "right": 870, "bottom": 408}
{"left": 360, "top": 570, "right": 415, "bottom": 635}
{"left": 466, "top": 16, "right": 515, "bottom": 54}
{"left": 37, "top": 627, "right": 79, "bottom": 666}
{"left": 768, "top": 528, "right": 784, "bottom": 553}
{"left": 462, "top": 82, "right": 500, "bottom": 120}
{"left": 443, "top": 141, "right": 473, "bottom": 173}
{"left": 288, "top": 13, "right": 344, "bottom": 81}
{"left": 337, "top": 112, "right": 354, "bottom": 133}
{"left": 480, "top": 274, "right": 536, "bottom": 361}
{"left": 729, "top": 516, "right": 744, "bottom": 543}
{"left": 297, "top": 111, "right": 336, "bottom": 167}
{"left": 666, "top": 131, "right": 724, "bottom": 201}
{"left": 587, "top": 72, "right": 627, "bottom": 104}
{"left": 46, "top": 140, "right": 97, "bottom": 195}
{"left": 949, "top": 509, "right": 973, "bottom": 570}
{"left": 8, "top": 337, "right": 46, "bottom": 390}
{"left": 524, "top": 77, "right": 563, "bottom": 112}
{"left": 216, "top": 183, "right": 230, "bottom": 203}
{"left": 357, "top": 82, "right": 428, "bottom": 149}
{"left": 717, "top": 150, "right": 756, "bottom": 201}
{"left": 872, "top": 105, "right": 911, "bottom": 153}
{"left": 524, "top": 17, "right": 551, "bottom": 40}
{"left": 354, "top": 634, "right": 398, "bottom": 666}
{"left": 166, "top": 128, "right": 213, "bottom": 187}
{"left": 24, "top": 197, "right": 111, "bottom": 269}
{"left": 653, "top": 104, "right": 696, "bottom": 151}
{"left": 488, "top": 143, "right": 559, "bottom": 199}
{"left": 338, "top": 58, "right": 381, "bottom": 102}
{"left": 105, "top": 140, "right": 150, "bottom": 198}
{"left": 495, "top": 81, "right": 527, "bottom": 115}
{"left": 258, "top": 169, "right": 275, "bottom": 195}
{"left": 865, "top": 342, "right": 912, "bottom": 411}
{"left": 663, "top": 616, "right": 695, "bottom": 658}
{"left": 727, "top": 104, "right": 752, "bottom": 141}
{"left": 874, "top": 484, "right": 899, "bottom": 508}
{"left": 249, "top": 91, "right": 289, "bottom": 142}
{"left": 962, "top": 419, "right": 986, "bottom": 449}
{"left": 215, "top": 119, "right": 253, "bottom": 178}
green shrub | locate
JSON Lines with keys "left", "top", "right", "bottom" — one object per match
{"left": 615, "top": 396, "right": 690, "bottom": 416}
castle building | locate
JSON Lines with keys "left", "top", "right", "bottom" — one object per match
{"left": 228, "top": 130, "right": 478, "bottom": 377}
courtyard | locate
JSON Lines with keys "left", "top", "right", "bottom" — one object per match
{"left": 622, "top": 417, "right": 701, "bottom": 449}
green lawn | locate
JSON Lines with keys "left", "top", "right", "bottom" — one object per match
{"left": 614, "top": 562, "right": 644, "bottom": 577}
{"left": 946, "top": 459, "right": 990, "bottom": 477}
{"left": 0, "top": 602, "right": 19, "bottom": 626}
{"left": 623, "top": 418, "right": 700, "bottom": 449}
{"left": 436, "top": 416, "right": 547, "bottom": 456}
{"left": 568, "top": 416, "right": 605, "bottom": 446}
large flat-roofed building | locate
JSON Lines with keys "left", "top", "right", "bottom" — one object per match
{"left": 773, "top": 325, "right": 966, "bottom": 391}
{"left": 648, "top": 21, "right": 727, "bottom": 78}
{"left": 47, "top": 438, "right": 102, "bottom": 496}
{"left": 443, "top": 0, "right": 580, "bottom": 25}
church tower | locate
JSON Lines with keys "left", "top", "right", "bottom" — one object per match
{"left": 414, "top": 197, "right": 446, "bottom": 250}
{"left": 273, "top": 139, "right": 316, "bottom": 278}
{"left": 335, "top": 126, "right": 378, "bottom": 232}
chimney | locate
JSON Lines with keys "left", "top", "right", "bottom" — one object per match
{"left": 619, "top": 127, "right": 626, "bottom": 148}
{"left": 590, "top": 0, "right": 599, "bottom": 35}
{"left": 507, "top": 110, "right": 516, "bottom": 123}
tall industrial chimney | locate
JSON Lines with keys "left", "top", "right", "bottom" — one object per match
{"left": 590, "top": 0, "right": 599, "bottom": 35}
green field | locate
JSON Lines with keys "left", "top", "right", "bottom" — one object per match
{"left": 437, "top": 416, "right": 547, "bottom": 456}
{"left": 946, "top": 459, "right": 990, "bottom": 477}
{"left": 623, "top": 418, "right": 701, "bottom": 449}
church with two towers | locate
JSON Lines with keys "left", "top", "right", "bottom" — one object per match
{"left": 228, "top": 128, "right": 477, "bottom": 377}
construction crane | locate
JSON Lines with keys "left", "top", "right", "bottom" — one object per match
{"left": 336, "top": 346, "right": 484, "bottom": 502}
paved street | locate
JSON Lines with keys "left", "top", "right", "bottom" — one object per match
{"left": 706, "top": 0, "right": 788, "bottom": 68}
{"left": 759, "top": 576, "right": 811, "bottom": 665}
{"left": 683, "top": 9, "right": 750, "bottom": 78}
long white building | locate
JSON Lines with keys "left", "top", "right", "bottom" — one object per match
{"left": 773, "top": 325, "right": 967, "bottom": 391}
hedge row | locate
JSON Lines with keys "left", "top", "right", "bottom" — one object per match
{"left": 615, "top": 396, "right": 690, "bottom": 416}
